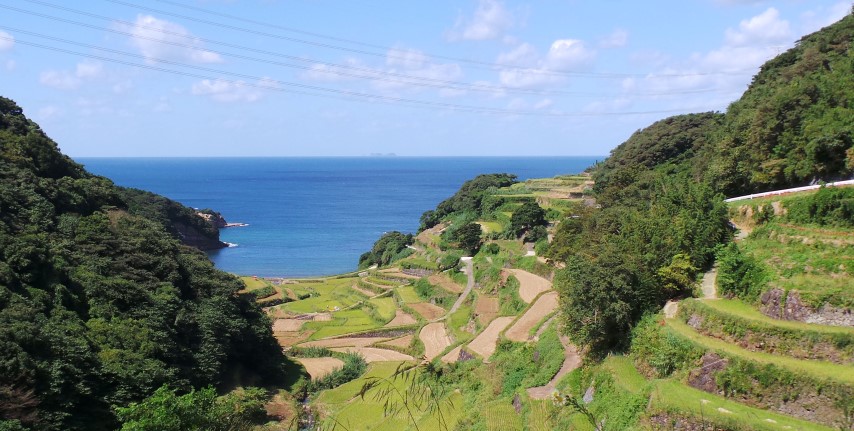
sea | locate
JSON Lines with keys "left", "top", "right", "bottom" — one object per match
{"left": 76, "top": 157, "right": 600, "bottom": 277}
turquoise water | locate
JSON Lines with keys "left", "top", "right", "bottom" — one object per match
{"left": 77, "top": 157, "right": 599, "bottom": 277}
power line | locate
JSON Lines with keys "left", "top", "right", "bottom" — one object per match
{"left": 97, "top": 0, "right": 754, "bottom": 79}
{"left": 0, "top": 33, "right": 721, "bottom": 118}
{"left": 0, "top": 2, "right": 734, "bottom": 98}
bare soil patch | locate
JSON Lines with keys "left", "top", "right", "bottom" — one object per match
{"left": 384, "top": 309, "right": 418, "bottom": 327}
{"left": 428, "top": 274, "right": 463, "bottom": 294}
{"left": 275, "top": 332, "right": 312, "bottom": 347}
{"left": 468, "top": 316, "right": 515, "bottom": 361}
{"left": 296, "top": 357, "right": 344, "bottom": 380}
{"left": 299, "top": 337, "right": 391, "bottom": 348}
{"left": 377, "top": 334, "right": 413, "bottom": 349}
{"left": 330, "top": 347, "right": 415, "bottom": 362}
{"left": 420, "top": 323, "right": 452, "bottom": 361}
{"left": 441, "top": 346, "right": 462, "bottom": 364}
{"left": 505, "top": 291, "right": 559, "bottom": 342}
{"left": 409, "top": 302, "right": 446, "bottom": 320}
{"left": 273, "top": 319, "right": 305, "bottom": 332}
{"left": 474, "top": 295, "right": 499, "bottom": 325}
{"left": 508, "top": 269, "right": 552, "bottom": 303}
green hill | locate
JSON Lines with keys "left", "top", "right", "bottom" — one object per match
{"left": 0, "top": 97, "right": 287, "bottom": 430}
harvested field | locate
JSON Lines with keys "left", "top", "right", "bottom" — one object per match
{"left": 474, "top": 295, "right": 499, "bottom": 325}
{"left": 378, "top": 269, "right": 421, "bottom": 280}
{"left": 300, "top": 337, "right": 391, "bottom": 348}
{"left": 420, "top": 323, "right": 452, "bottom": 361}
{"left": 273, "top": 319, "right": 305, "bottom": 332}
{"left": 409, "top": 302, "right": 446, "bottom": 320}
{"left": 505, "top": 292, "right": 559, "bottom": 342}
{"left": 351, "top": 284, "right": 376, "bottom": 298}
{"left": 384, "top": 309, "right": 418, "bottom": 327}
{"left": 441, "top": 346, "right": 462, "bottom": 364}
{"left": 508, "top": 269, "right": 552, "bottom": 303}
{"left": 428, "top": 274, "right": 463, "bottom": 294}
{"left": 330, "top": 347, "right": 415, "bottom": 363}
{"left": 275, "top": 332, "right": 311, "bottom": 347}
{"left": 296, "top": 357, "right": 344, "bottom": 380}
{"left": 377, "top": 334, "right": 413, "bottom": 349}
{"left": 468, "top": 316, "right": 515, "bottom": 361}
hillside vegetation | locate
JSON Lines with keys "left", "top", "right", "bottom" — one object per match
{"left": 0, "top": 97, "right": 287, "bottom": 431}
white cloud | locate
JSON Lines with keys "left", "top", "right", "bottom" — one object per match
{"left": 386, "top": 46, "right": 427, "bottom": 69}
{"left": 448, "top": 0, "right": 514, "bottom": 41}
{"left": 39, "top": 61, "right": 107, "bottom": 90}
{"left": 599, "top": 29, "right": 629, "bottom": 49}
{"left": 496, "top": 39, "right": 595, "bottom": 88}
{"left": 76, "top": 61, "right": 104, "bottom": 79}
{"left": 724, "top": 7, "right": 791, "bottom": 47}
{"left": 191, "top": 77, "right": 276, "bottom": 102}
{"left": 496, "top": 42, "right": 538, "bottom": 67}
{"left": 4, "top": 59, "right": 15, "bottom": 71}
{"left": 40, "top": 70, "right": 80, "bottom": 90}
{"left": 0, "top": 30, "right": 13, "bottom": 51}
{"left": 120, "top": 15, "right": 223, "bottom": 64}
{"left": 545, "top": 39, "right": 596, "bottom": 69}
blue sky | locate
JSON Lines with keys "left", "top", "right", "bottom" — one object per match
{"left": 0, "top": 0, "right": 849, "bottom": 156}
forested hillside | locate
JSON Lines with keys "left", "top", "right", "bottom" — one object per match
{"left": 596, "top": 11, "right": 853, "bottom": 195}
{"left": 0, "top": 97, "right": 286, "bottom": 430}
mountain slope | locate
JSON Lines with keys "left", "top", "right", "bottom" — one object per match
{"left": 0, "top": 97, "right": 286, "bottom": 431}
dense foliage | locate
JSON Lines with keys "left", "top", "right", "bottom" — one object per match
{"left": 358, "top": 231, "right": 414, "bottom": 269}
{"left": 597, "top": 13, "right": 854, "bottom": 197}
{"left": 419, "top": 173, "right": 517, "bottom": 231}
{"left": 115, "top": 386, "right": 267, "bottom": 431}
{"left": 509, "top": 201, "right": 547, "bottom": 236}
{"left": 0, "top": 97, "right": 286, "bottom": 430}
{"left": 784, "top": 185, "right": 854, "bottom": 227}
{"left": 551, "top": 11, "right": 853, "bottom": 356}
{"left": 552, "top": 172, "right": 730, "bottom": 354}
{"left": 449, "top": 222, "right": 482, "bottom": 254}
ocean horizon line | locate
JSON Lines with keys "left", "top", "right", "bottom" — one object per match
{"left": 73, "top": 155, "right": 606, "bottom": 159}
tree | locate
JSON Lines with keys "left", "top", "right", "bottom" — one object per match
{"left": 454, "top": 222, "right": 482, "bottom": 254}
{"left": 510, "top": 201, "right": 546, "bottom": 236}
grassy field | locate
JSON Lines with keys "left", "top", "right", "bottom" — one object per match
{"left": 396, "top": 285, "right": 422, "bottom": 304}
{"left": 314, "top": 361, "right": 462, "bottom": 431}
{"left": 240, "top": 276, "right": 269, "bottom": 291}
{"left": 600, "top": 355, "right": 648, "bottom": 394}
{"left": 447, "top": 303, "right": 474, "bottom": 343}
{"left": 475, "top": 220, "right": 504, "bottom": 233}
{"left": 740, "top": 224, "right": 854, "bottom": 308}
{"left": 666, "top": 318, "right": 854, "bottom": 384}
{"left": 369, "top": 297, "right": 397, "bottom": 322}
{"left": 275, "top": 278, "right": 363, "bottom": 314}
{"left": 650, "top": 380, "right": 835, "bottom": 431}
{"left": 483, "top": 399, "right": 523, "bottom": 431}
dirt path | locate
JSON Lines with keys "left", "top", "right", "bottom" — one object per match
{"left": 505, "top": 291, "right": 559, "bottom": 342}
{"left": 526, "top": 339, "right": 581, "bottom": 399}
{"left": 508, "top": 269, "right": 552, "bottom": 303}
{"left": 299, "top": 337, "right": 390, "bottom": 348}
{"left": 330, "top": 347, "right": 415, "bottom": 362}
{"left": 444, "top": 257, "right": 474, "bottom": 317}
{"left": 420, "top": 322, "right": 452, "bottom": 361}
{"left": 663, "top": 300, "right": 679, "bottom": 318}
{"left": 295, "top": 357, "right": 344, "bottom": 380}
{"left": 468, "top": 316, "right": 515, "bottom": 362}
{"left": 384, "top": 309, "right": 417, "bottom": 327}
{"left": 700, "top": 265, "right": 718, "bottom": 300}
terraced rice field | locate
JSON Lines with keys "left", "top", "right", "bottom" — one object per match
{"left": 507, "top": 269, "right": 552, "bottom": 303}
{"left": 330, "top": 347, "right": 415, "bottom": 362}
{"left": 420, "top": 322, "right": 452, "bottom": 361}
{"left": 296, "top": 357, "right": 344, "bottom": 380}
{"left": 468, "top": 316, "right": 515, "bottom": 361}
{"left": 505, "top": 291, "right": 559, "bottom": 342}
{"left": 409, "top": 302, "right": 446, "bottom": 320}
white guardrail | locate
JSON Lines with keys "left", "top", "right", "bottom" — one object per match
{"left": 724, "top": 179, "right": 854, "bottom": 203}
